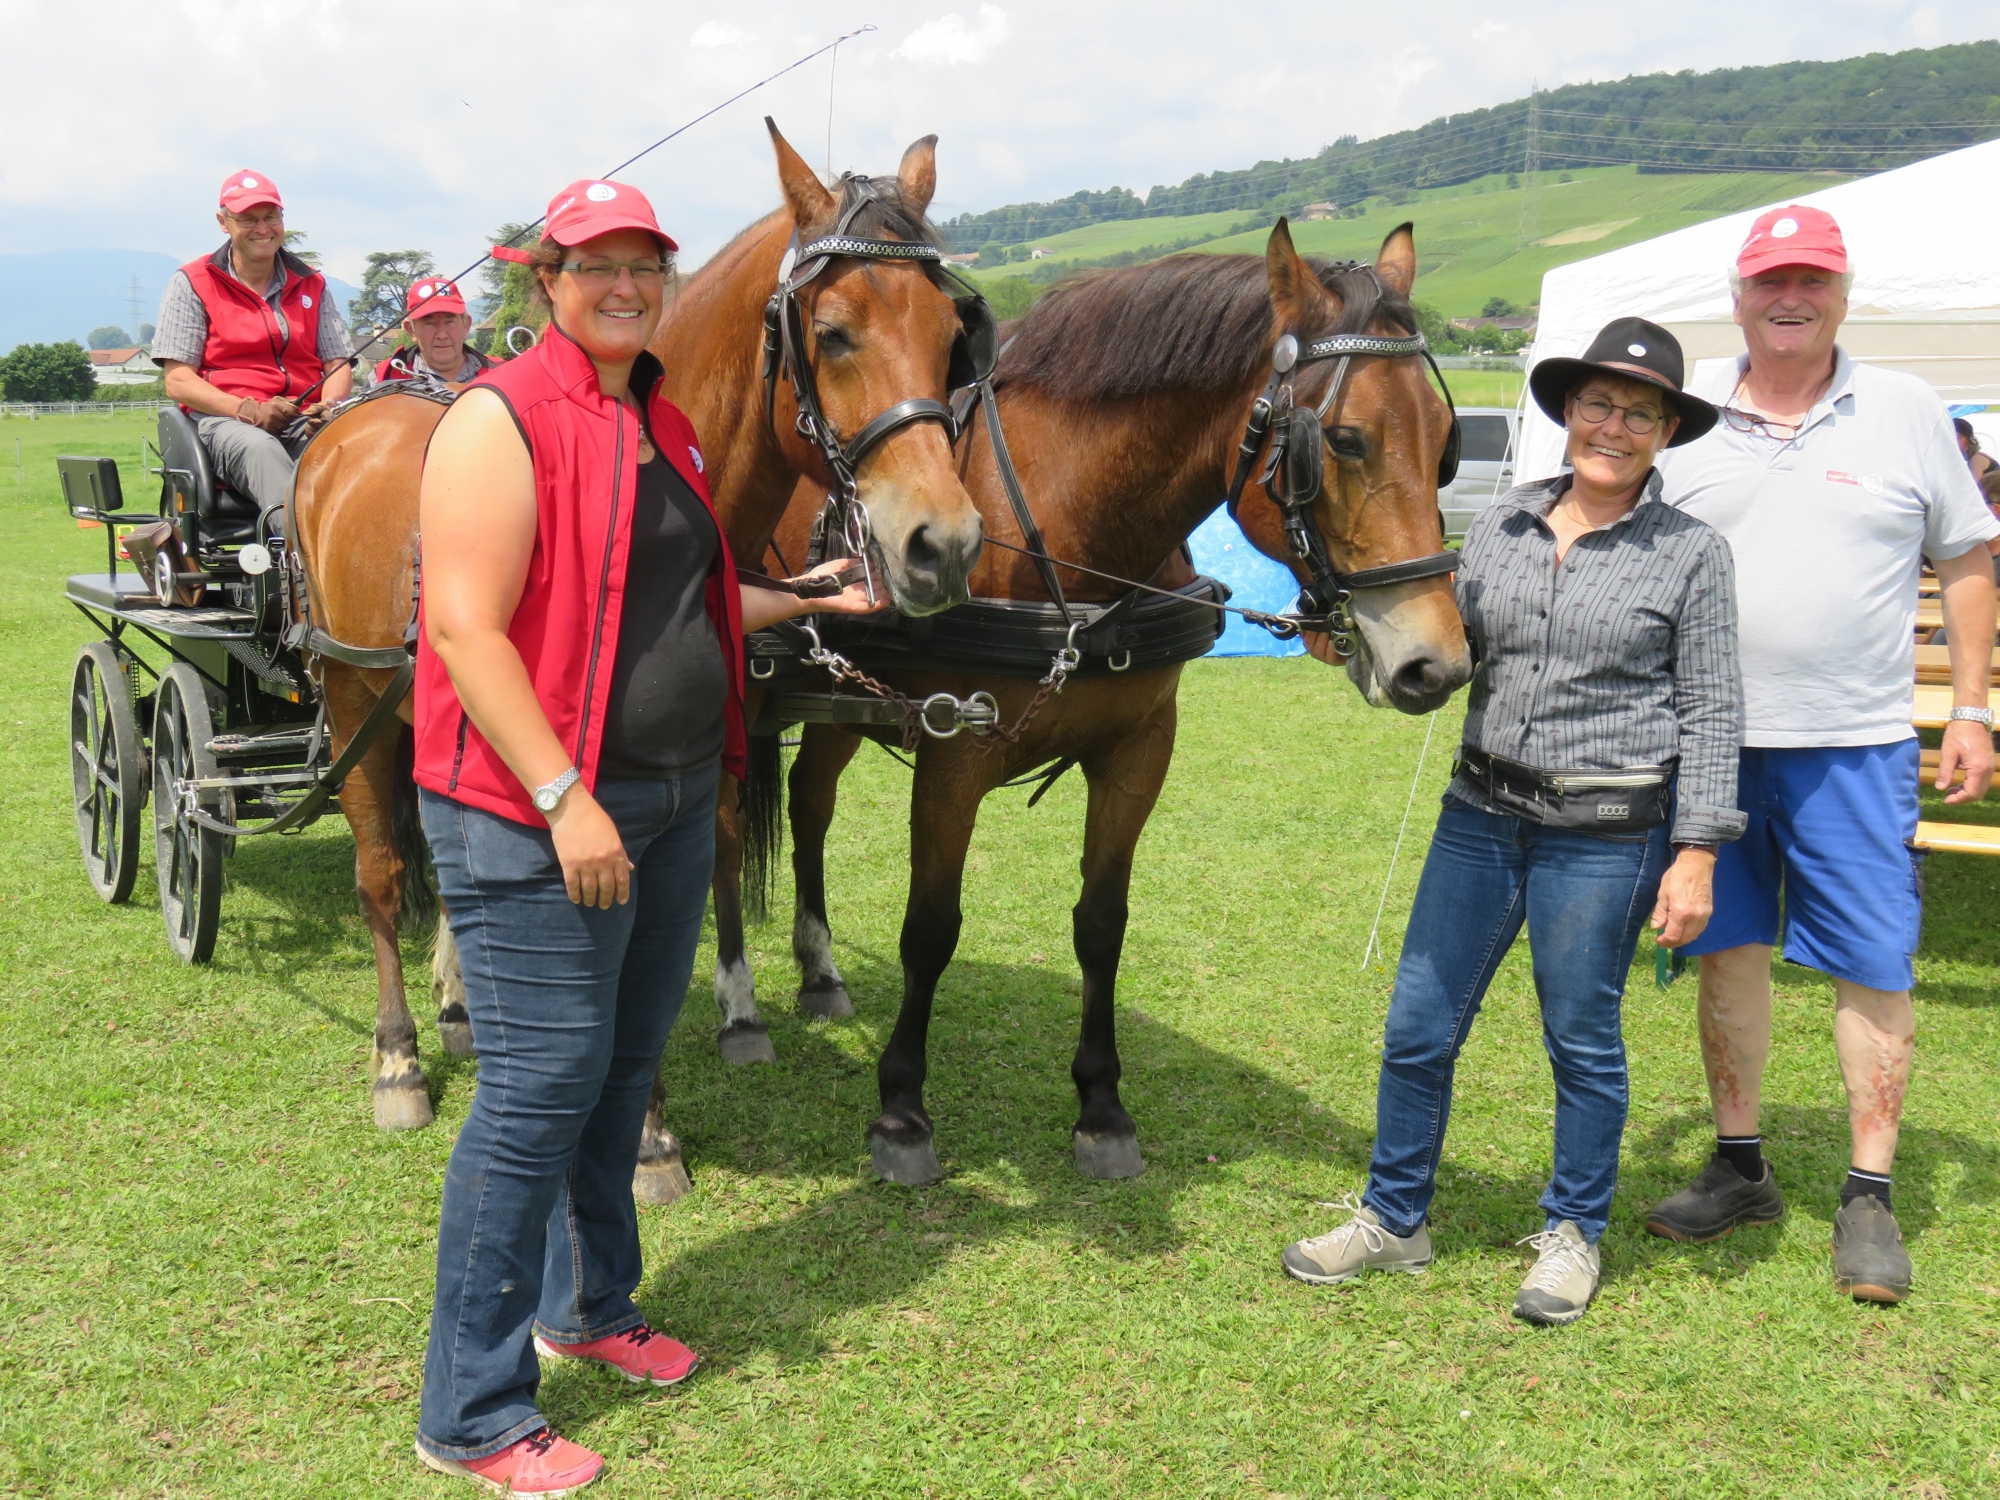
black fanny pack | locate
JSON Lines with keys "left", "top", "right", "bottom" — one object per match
{"left": 1456, "top": 746, "right": 1672, "bottom": 833}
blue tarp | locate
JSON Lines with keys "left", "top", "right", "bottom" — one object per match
{"left": 1188, "top": 508, "right": 1305, "bottom": 657}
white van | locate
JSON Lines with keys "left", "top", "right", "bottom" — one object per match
{"left": 1440, "top": 407, "right": 1519, "bottom": 539}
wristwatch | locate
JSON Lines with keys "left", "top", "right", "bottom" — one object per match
{"left": 1947, "top": 705, "right": 1994, "bottom": 726}
{"left": 532, "top": 766, "right": 581, "bottom": 814}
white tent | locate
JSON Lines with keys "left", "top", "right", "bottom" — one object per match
{"left": 1518, "top": 139, "right": 2000, "bottom": 482}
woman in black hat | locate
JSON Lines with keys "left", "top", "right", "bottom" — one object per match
{"left": 1280, "top": 318, "right": 1745, "bottom": 1326}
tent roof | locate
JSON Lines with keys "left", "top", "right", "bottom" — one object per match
{"left": 1517, "top": 138, "right": 2000, "bottom": 481}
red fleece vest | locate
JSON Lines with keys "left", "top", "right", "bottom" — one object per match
{"left": 182, "top": 248, "right": 326, "bottom": 402}
{"left": 412, "top": 323, "right": 747, "bottom": 825}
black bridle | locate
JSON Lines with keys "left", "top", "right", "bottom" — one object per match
{"left": 761, "top": 177, "right": 998, "bottom": 595}
{"left": 1224, "top": 321, "right": 1462, "bottom": 654}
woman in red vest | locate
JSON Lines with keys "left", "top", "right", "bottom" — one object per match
{"left": 411, "top": 179, "right": 876, "bottom": 1497}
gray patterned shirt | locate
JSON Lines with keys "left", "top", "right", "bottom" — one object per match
{"left": 1449, "top": 470, "right": 1747, "bottom": 846}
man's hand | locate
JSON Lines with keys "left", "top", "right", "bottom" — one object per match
{"left": 246, "top": 396, "right": 299, "bottom": 435}
{"left": 1936, "top": 719, "right": 1995, "bottom": 804}
{"left": 1301, "top": 629, "right": 1348, "bottom": 666}
{"left": 301, "top": 400, "right": 334, "bottom": 433}
{"left": 1652, "top": 846, "right": 1716, "bottom": 948}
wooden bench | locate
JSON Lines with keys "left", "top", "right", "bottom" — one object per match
{"left": 1912, "top": 821, "right": 2000, "bottom": 855}
{"left": 1913, "top": 644, "right": 2000, "bottom": 686}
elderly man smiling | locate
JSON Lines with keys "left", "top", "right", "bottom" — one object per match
{"left": 1650, "top": 205, "right": 1998, "bottom": 1304}
{"left": 373, "top": 277, "right": 494, "bottom": 389}
{"left": 153, "top": 170, "right": 355, "bottom": 534}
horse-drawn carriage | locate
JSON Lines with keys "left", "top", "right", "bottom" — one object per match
{"left": 59, "top": 405, "right": 412, "bottom": 963}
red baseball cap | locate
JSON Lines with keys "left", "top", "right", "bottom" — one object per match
{"left": 541, "top": 179, "right": 677, "bottom": 254}
{"left": 218, "top": 170, "right": 282, "bottom": 214}
{"left": 1736, "top": 204, "right": 1847, "bottom": 278}
{"left": 405, "top": 278, "right": 468, "bottom": 319}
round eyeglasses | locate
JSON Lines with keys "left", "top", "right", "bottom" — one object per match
{"left": 1572, "top": 393, "right": 1666, "bottom": 436}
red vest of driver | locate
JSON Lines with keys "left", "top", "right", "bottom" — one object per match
{"left": 180, "top": 170, "right": 326, "bottom": 404}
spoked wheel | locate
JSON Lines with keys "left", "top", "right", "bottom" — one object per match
{"left": 152, "top": 663, "right": 224, "bottom": 964}
{"left": 70, "top": 642, "right": 144, "bottom": 903}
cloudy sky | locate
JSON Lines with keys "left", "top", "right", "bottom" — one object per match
{"left": 2, "top": 0, "right": 1994, "bottom": 283}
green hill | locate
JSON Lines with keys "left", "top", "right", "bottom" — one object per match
{"left": 946, "top": 40, "right": 2000, "bottom": 250}
{"left": 967, "top": 164, "right": 1848, "bottom": 319}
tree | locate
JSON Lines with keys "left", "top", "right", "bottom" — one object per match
{"left": 282, "top": 230, "right": 322, "bottom": 268}
{"left": 1481, "top": 296, "right": 1518, "bottom": 319}
{"left": 137, "top": 321, "right": 156, "bottom": 345}
{"left": 482, "top": 222, "right": 544, "bottom": 356}
{"left": 86, "top": 325, "right": 131, "bottom": 350}
{"left": 348, "top": 250, "right": 438, "bottom": 338}
{"left": 0, "top": 342, "right": 96, "bottom": 401}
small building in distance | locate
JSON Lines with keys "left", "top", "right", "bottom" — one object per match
{"left": 1448, "top": 315, "right": 1538, "bottom": 334}
{"left": 1028, "top": 246, "right": 1053, "bottom": 259}
{"left": 90, "top": 348, "right": 159, "bottom": 385}
{"left": 941, "top": 252, "right": 981, "bottom": 266}
{"left": 1297, "top": 202, "right": 1337, "bottom": 221}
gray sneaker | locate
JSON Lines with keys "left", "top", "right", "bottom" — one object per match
{"left": 1831, "top": 1196, "right": 1913, "bottom": 1304}
{"left": 1281, "top": 1194, "right": 1432, "bottom": 1285}
{"left": 1513, "top": 1220, "right": 1600, "bottom": 1325}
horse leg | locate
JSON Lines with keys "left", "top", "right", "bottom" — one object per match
{"left": 712, "top": 773, "right": 776, "bottom": 1065}
{"left": 430, "top": 907, "right": 474, "bottom": 1056}
{"left": 633, "top": 1065, "right": 694, "bottom": 1205}
{"left": 870, "top": 752, "right": 982, "bottom": 1186}
{"left": 1070, "top": 701, "right": 1177, "bottom": 1179}
{"left": 326, "top": 683, "right": 432, "bottom": 1132}
{"left": 791, "top": 724, "right": 863, "bottom": 1019}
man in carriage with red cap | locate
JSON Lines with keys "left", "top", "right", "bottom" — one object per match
{"left": 153, "top": 169, "right": 356, "bottom": 534}
{"left": 372, "top": 276, "right": 494, "bottom": 389}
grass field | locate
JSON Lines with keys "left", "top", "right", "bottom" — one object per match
{"left": 969, "top": 166, "right": 1847, "bottom": 320}
{"left": 2, "top": 411, "right": 1998, "bottom": 1498}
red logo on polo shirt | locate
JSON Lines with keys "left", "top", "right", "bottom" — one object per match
{"left": 1826, "top": 470, "right": 1860, "bottom": 487}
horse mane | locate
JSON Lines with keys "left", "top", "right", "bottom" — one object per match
{"left": 994, "top": 254, "right": 1414, "bottom": 402}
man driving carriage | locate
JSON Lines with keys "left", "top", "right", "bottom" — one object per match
{"left": 372, "top": 277, "right": 493, "bottom": 389}
{"left": 153, "top": 170, "right": 355, "bottom": 536}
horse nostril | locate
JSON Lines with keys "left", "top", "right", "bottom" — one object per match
{"left": 1393, "top": 656, "right": 1450, "bottom": 701}
{"left": 903, "top": 524, "right": 944, "bottom": 583}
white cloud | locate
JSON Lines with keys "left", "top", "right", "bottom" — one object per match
{"left": 1389, "top": 46, "right": 1437, "bottom": 90}
{"left": 690, "top": 23, "right": 754, "bottom": 48}
{"left": 892, "top": 6, "right": 1011, "bottom": 66}
{"left": 1472, "top": 19, "right": 1508, "bottom": 37}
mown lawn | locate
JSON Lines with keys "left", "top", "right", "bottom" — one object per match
{"left": 0, "top": 412, "right": 1996, "bottom": 1498}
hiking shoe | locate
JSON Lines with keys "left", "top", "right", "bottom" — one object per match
{"left": 534, "top": 1324, "right": 699, "bottom": 1387}
{"left": 1513, "top": 1220, "right": 1600, "bottom": 1325}
{"left": 1832, "top": 1195, "right": 1913, "bottom": 1304}
{"left": 416, "top": 1427, "right": 603, "bottom": 1497}
{"left": 1645, "top": 1153, "right": 1785, "bottom": 1243}
{"left": 1280, "top": 1193, "right": 1432, "bottom": 1285}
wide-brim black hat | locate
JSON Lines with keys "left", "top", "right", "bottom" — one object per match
{"left": 1529, "top": 316, "right": 1718, "bottom": 447}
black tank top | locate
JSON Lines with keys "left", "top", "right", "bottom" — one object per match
{"left": 596, "top": 452, "right": 727, "bottom": 779}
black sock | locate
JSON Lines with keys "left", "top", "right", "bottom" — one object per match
{"left": 1841, "top": 1168, "right": 1892, "bottom": 1212}
{"left": 1716, "top": 1135, "right": 1763, "bottom": 1180}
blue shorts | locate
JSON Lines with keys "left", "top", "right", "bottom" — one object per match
{"left": 1680, "top": 742, "right": 1923, "bottom": 992}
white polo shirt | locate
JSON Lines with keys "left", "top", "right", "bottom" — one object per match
{"left": 1657, "top": 349, "right": 1997, "bottom": 748}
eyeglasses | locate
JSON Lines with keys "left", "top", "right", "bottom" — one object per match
{"left": 225, "top": 209, "right": 283, "bottom": 229}
{"left": 559, "top": 259, "right": 668, "bottom": 286}
{"left": 1719, "top": 407, "right": 1805, "bottom": 440}
{"left": 1572, "top": 393, "right": 1666, "bottom": 435}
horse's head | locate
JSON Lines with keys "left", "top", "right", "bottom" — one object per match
{"left": 1240, "top": 220, "right": 1471, "bottom": 714}
{"left": 765, "top": 122, "right": 984, "bottom": 615}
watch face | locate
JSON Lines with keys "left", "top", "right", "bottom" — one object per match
{"left": 534, "top": 789, "right": 557, "bottom": 811}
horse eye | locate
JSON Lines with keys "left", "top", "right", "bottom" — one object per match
{"left": 814, "top": 324, "right": 854, "bottom": 353}
{"left": 1330, "top": 428, "right": 1367, "bottom": 460}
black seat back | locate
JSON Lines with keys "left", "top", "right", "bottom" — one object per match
{"left": 157, "top": 407, "right": 259, "bottom": 526}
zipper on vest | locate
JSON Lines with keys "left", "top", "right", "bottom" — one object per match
{"left": 573, "top": 408, "right": 625, "bottom": 766}
{"left": 448, "top": 715, "right": 470, "bottom": 791}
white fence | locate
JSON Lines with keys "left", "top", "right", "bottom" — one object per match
{"left": 0, "top": 401, "right": 171, "bottom": 416}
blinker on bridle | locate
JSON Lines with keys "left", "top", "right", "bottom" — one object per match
{"left": 1224, "top": 320, "right": 1462, "bottom": 653}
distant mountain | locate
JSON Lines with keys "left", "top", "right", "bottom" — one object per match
{"left": 0, "top": 249, "right": 361, "bottom": 356}
{"left": 946, "top": 40, "right": 2000, "bottom": 247}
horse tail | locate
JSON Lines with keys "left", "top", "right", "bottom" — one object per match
{"left": 740, "top": 731, "right": 784, "bottom": 925}
{"left": 392, "top": 726, "right": 437, "bottom": 933}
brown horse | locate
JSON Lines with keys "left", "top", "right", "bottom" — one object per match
{"left": 724, "top": 221, "right": 1471, "bottom": 1183}
{"left": 290, "top": 121, "right": 984, "bottom": 1157}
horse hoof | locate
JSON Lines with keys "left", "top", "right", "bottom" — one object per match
{"left": 718, "top": 1022, "right": 777, "bottom": 1067}
{"left": 634, "top": 1155, "right": 694, "bottom": 1206}
{"left": 870, "top": 1136, "right": 943, "bottom": 1187}
{"left": 437, "top": 1021, "right": 476, "bottom": 1058}
{"left": 1074, "top": 1131, "right": 1145, "bottom": 1180}
{"left": 373, "top": 1085, "right": 434, "bottom": 1133}
{"left": 798, "top": 980, "right": 854, "bottom": 1020}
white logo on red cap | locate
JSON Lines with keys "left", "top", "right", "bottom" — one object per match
{"left": 1771, "top": 217, "right": 1799, "bottom": 239}
{"left": 417, "top": 284, "right": 434, "bottom": 297}
{"left": 586, "top": 183, "right": 617, "bottom": 202}
{"left": 241, "top": 176, "right": 259, "bottom": 189}
{"left": 1627, "top": 343, "right": 1647, "bottom": 357}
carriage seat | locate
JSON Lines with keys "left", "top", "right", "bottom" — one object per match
{"left": 156, "top": 406, "right": 261, "bottom": 543}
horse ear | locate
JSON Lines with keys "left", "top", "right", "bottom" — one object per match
{"left": 1266, "top": 217, "right": 1337, "bottom": 329}
{"left": 766, "top": 116, "right": 837, "bottom": 232}
{"left": 1375, "top": 221, "right": 1418, "bottom": 298}
{"left": 897, "top": 134, "right": 939, "bottom": 218}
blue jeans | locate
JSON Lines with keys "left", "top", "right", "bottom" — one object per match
{"left": 1363, "top": 796, "right": 1670, "bottom": 1244}
{"left": 415, "top": 769, "right": 718, "bottom": 1461}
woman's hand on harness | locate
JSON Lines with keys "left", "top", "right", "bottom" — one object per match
{"left": 547, "top": 787, "right": 633, "bottom": 909}
{"left": 1652, "top": 845, "right": 1716, "bottom": 948}
{"left": 1300, "top": 629, "right": 1348, "bottom": 668}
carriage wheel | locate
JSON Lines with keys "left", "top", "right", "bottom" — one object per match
{"left": 152, "top": 663, "right": 224, "bottom": 964}
{"left": 70, "top": 642, "right": 144, "bottom": 903}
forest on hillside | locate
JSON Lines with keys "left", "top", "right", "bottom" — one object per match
{"left": 944, "top": 41, "right": 2000, "bottom": 248}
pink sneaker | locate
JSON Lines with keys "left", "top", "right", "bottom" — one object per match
{"left": 533, "top": 1324, "right": 699, "bottom": 1387}
{"left": 416, "top": 1427, "right": 603, "bottom": 1497}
